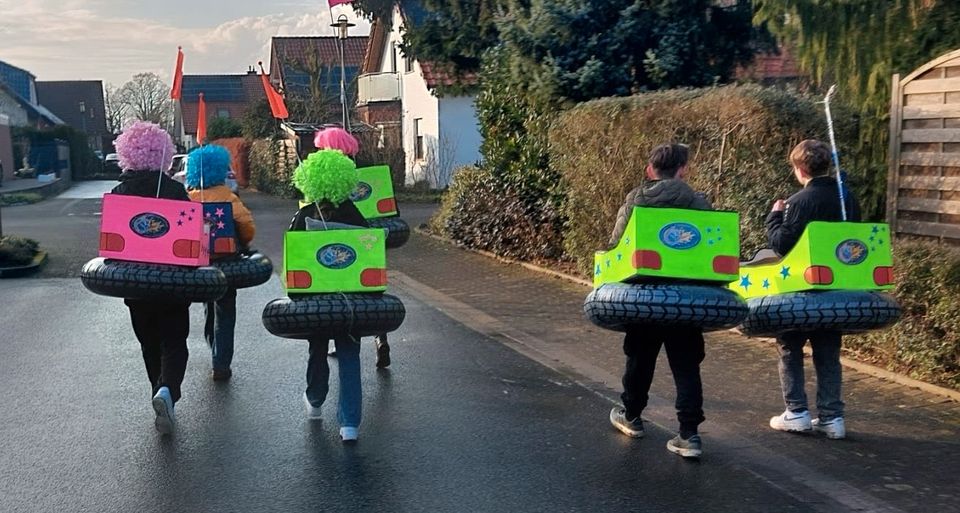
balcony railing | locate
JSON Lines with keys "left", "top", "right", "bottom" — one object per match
{"left": 357, "top": 72, "right": 400, "bottom": 105}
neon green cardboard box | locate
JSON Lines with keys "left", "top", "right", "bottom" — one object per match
{"left": 284, "top": 228, "right": 388, "bottom": 294}
{"left": 594, "top": 207, "right": 741, "bottom": 287}
{"left": 730, "top": 221, "right": 894, "bottom": 299}
{"left": 351, "top": 165, "right": 398, "bottom": 219}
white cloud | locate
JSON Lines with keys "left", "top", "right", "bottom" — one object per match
{"left": 0, "top": 1, "right": 369, "bottom": 86}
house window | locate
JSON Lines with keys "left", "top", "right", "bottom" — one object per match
{"left": 390, "top": 42, "right": 398, "bottom": 74}
{"left": 414, "top": 118, "right": 424, "bottom": 161}
{"left": 404, "top": 51, "right": 414, "bottom": 73}
{"left": 217, "top": 108, "right": 230, "bottom": 119}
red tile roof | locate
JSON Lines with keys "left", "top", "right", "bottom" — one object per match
{"left": 419, "top": 61, "right": 479, "bottom": 89}
{"left": 738, "top": 47, "right": 802, "bottom": 81}
{"left": 270, "top": 36, "right": 368, "bottom": 88}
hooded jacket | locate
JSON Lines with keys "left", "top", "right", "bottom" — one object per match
{"left": 765, "top": 175, "right": 860, "bottom": 256}
{"left": 112, "top": 170, "right": 190, "bottom": 201}
{"left": 187, "top": 184, "right": 256, "bottom": 247}
{"left": 608, "top": 179, "right": 712, "bottom": 247}
{"left": 289, "top": 200, "right": 368, "bottom": 231}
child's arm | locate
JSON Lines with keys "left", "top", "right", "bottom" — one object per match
{"left": 765, "top": 200, "right": 805, "bottom": 256}
{"left": 231, "top": 196, "right": 256, "bottom": 246}
{"left": 608, "top": 191, "right": 638, "bottom": 248}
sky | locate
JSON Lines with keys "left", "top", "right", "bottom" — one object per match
{"left": 0, "top": 0, "right": 371, "bottom": 87}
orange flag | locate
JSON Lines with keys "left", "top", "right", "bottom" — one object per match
{"left": 196, "top": 93, "right": 207, "bottom": 145}
{"left": 170, "top": 46, "right": 184, "bottom": 99}
{"left": 258, "top": 61, "right": 289, "bottom": 119}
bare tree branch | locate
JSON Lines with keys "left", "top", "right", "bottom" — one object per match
{"left": 103, "top": 82, "right": 128, "bottom": 134}
{"left": 119, "top": 72, "right": 172, "bottom": 128}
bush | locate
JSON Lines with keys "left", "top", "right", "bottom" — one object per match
{"left": 0, "top": 193, "right": 43, "bottom": 206}
{"left": 0, "top": 236, "right": 40, "bottom": 266}
{"left": 248, "top": 138, "right": 300, "bottom": 199}
{"left": 430, "top": 166, "right": 565, "bottom": 261}
{"left": 846, "top": 240, "right": 960, "bottom": 390}
{"left": 551, "top": 85, "right": 867, "bottom": 274}
{"left": 206, "top": 117, "right": 243, "bottom": 141}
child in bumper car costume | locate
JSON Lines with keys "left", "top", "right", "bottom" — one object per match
{"left": 110, "top": 121, "right": 190, "bottom": 435}
{"left": 185, "top": 145, "right": 256, "bottom": 381}
{"left": 288, "top": 149, "right": 368, "bottom": 442}
{"left": 607, "top": 143, "right": 711, "bottom": 459}
{"left": 313, "top": 127, "right": 393, "bottom": 368}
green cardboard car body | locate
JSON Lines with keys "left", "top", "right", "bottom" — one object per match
{"left": 730, "top": 222, "right": 895, "bottom": 298}
{"left": 283, "top": 229, "right": 388, "bottom": 294}
{"left": 351, "top": 165, "right": 398, "bottom": 219}
{"left": 593, "top": 207, "right": 741, "bottom": 287}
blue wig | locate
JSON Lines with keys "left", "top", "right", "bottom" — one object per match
{"left": 186, "top": 145, "right": 231, "bottom": 189}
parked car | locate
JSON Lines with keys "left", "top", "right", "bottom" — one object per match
{"left": 103, "top": 153, "right": 121, "bottom": 175}
{"left": 169, "top": 154, "right": 187, "bottom": 177}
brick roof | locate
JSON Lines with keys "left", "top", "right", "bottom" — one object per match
{"left": 738, "top": 47, "right": 802, "bottom": 81}
{"left": 180, "top": 73, "right": 263, "bottom": 134}
{"left": 419, "top": 61, "right": 479, "bottom": 89}
{"left": 270, "top": 36, "right": 368, "bottom": 91}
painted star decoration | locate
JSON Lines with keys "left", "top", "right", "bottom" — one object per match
{"left": 762, "top": 278, "right": 770, "bottom": 289}
{"left": 215, "top": 208, "right": 225, "bottom": 218}
{"left": 217, "top": 221, "right": 226, "bottom": 230}
{"left": 740, "top": 275, "right": 752, "bottom": 290}
{"left": 780, "top": 266, "right": 791, "bottom": 279}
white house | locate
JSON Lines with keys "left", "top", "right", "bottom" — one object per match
{"left": 356, "top": 2, "right": 482, "bottom": 187}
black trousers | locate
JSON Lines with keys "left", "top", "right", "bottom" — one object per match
{"left": 621, "top": 325, "right": 706, "bottom": 434}
{"left": 125, "top": 299, "right": 190, "bottom": 403}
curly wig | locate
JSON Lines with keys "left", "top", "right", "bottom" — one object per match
{"left": 186, "top": 145, "right": 231, "bottom": 189}
{"left": 114, "top": 121, "right": 175, "bottom": 172}
{"left": 293, "top": 149, "right": 359, "bottom": 205}
{"left": 313, "top": 127, "right": 359, "bottom": 156}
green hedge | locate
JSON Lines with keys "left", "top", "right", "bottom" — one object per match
{"left": 846, "top": 240, "right": 960, "bottom": 390}
{"left": 0, "top": 236, "right": 39, "bottom": 266}
{"left": 550, "top": 85, "right": 868, "bottom": 274}
{"left": 249, "top": 138, "right": 299, "bottom": 199}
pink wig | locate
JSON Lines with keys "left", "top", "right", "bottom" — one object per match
{"left": 314, "top": 127, "right": 359, "bottom": 156}
{"left": 114, "top": 121, "right": 176, "bottom": 172}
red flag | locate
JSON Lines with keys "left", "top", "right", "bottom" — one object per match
{"left": 258, "top": 62, "right": 289, "bottom": 119}
{"left": 170, "top": 46, "right": 184, "bottom": 99}
{"left": 328, "top": 0, "right": 352, "bottom": 6}
{"left": 196, "top": 93, "right": 207, "bottom": 145}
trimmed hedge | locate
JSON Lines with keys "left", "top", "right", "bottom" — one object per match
{"left": 249, "top": 138, "right": 300, "bottom": 199}
{"left": 551, "top": 85, "right": 867, "bottom": 274}
{"left": 846, "top": 240, "right": 960, "bottom": 390}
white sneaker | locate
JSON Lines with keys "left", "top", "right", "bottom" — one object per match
{"left": 152, "top": 387, "right": 176, "bottom": 435}
{"left": 769, "top": 409, "right": 812, "bottom": 433}
{"left": 303, "top": 392, "right": 322, "bottom": 420}
{"left": 812, "top": 417, "right": 846, "bottom": 439}
{"left": 340, "top": 427, "right": 359, "bottom": 442}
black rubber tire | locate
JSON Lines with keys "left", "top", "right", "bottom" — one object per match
{"left": 213, "top": 252, "right": 273, "bottom": 289}
{"left": 740, "top": 290, "right": 901, "bottom": 337}
{"left": 80, "top": 257, "right": 228, "bottom": 302}
{"left": 262, "top": 293, "right": 406, "bottom": 339}
{"left": 367, "top": 217, "right": 410, "bottom": 249}
{"left": 584, "top": 283, "right": 749, "bottom": 332}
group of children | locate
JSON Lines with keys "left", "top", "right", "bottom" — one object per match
{"left": 110, "top": 122, "right": 377, "bottom": 441}
{"left": 608, "top": 140, "right": 858, "bottom": 459}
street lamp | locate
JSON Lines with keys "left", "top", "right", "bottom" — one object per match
{"left": 330, "top": 14, "right": 355, "bottom": 131}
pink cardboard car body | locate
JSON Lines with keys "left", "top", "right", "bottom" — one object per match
{"left": 99, "top": 194, "right": 211, "bottom": 266}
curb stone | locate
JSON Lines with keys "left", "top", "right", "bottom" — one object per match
{"left": 415, "top": 227, "right": 960, "bottom": 403}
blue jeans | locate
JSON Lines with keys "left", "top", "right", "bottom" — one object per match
{"left": 776, "top": 331, "right": 844, "bottom": 420}
{"left": 306, "top": 337, "right": 362, "bottom": 428}
{"left": 204, "top": 288, "right": 236, "bottom": 370}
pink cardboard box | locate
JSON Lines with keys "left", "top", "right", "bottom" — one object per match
{"left": 99, "top": 193, "right": 211, "bottom": 266}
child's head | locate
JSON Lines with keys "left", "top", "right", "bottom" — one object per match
{"left": 314, "top": 127, "right": 359, "bottom": 157}
{"left": 293, "top": 149, "right": 359, "bottom": 205}
{"left": 646, "top": 143, "right": 689, "bottom": 180}
{"left": 114, "top": 121, "right": 175, "bottom": 172}
{"left": 789, "top": 139, "right": 832, "bottom": 182}
{"left": 185, "top": 144, "right": 231, "bottom": 189}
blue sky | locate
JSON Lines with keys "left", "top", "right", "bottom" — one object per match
{"left": 0, "top": 0, "right": 370, "bottom": 86}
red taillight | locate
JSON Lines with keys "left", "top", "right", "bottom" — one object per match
{"left": 361, "top": 268, "right": 387, "bottom": 287}
{"left": 173, "top": 239, "right": 201, "bottom": 258}
{"left": 632, "top": 250, "right": 662, "bottom": 270}
{"left": 377, "top": 198, "right": 397, "bottom": 214}
{"left": 873, "top": 266, "right": 894, "bottom": 286}
{"left": 100, "top": 232, "right": 125, "bottom": 252}
{"left": 804, "top": 266, "right": 834, "bottom": 285}
{"left": 286, "top": 271, "right": 312, "bottom": 289}
{"left": 712, "top": 255, "right": 739, "bottom": 275}
{"left": 213, "top": 237, "right": 237, "bottom": 254}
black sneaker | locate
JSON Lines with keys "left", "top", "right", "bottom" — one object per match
{"left": 667, "top": 434, "right": 702, "bottom": 459}
{"left": 375, "top": 339, "right": 391, "bottom": 368}
{"left": 609, "top": 408, "right": 644, "bottom": 438}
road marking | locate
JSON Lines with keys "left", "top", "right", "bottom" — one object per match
{"left": 57, "top": 180, "right": 116, "bottom": 199}
{"left": 392, "top": 270, "right": 908, "bottom": 513}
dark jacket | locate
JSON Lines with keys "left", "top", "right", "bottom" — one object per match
{"left": 289, "top": 200, "right": 368, "bottom": 231}
{"left": 609, "top": 179, "right": 712, "bottom": 247}
{"left": 112, "top": 170, "right": 190, "bottom": 201}
{"left": 765, "top": 176, "right": 860, "bottom": 256}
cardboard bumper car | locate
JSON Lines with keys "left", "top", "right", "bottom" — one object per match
{"left": 201, "top": 201, "right": 273, "bottom": 289}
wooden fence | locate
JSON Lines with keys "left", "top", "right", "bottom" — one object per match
{"left": 888, "top": 49, "right": 960, "bottom": 242}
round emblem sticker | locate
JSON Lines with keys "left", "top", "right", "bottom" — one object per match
{"left": 317, "top": 244, "right": 358, "bottom": 269}
{"left": 659, "top": 223, "right": 701, "bottom": 250}
{"left": 350, "top": 182, "right": 373, "bottom": 202}
{"left": 836, "top": 239, "right": 869, "bottom": 265}
{"left": 129, "top": 212, "right": 170, "bottom": 239}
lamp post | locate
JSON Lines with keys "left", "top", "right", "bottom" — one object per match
{"left": 330, "top": 14, "right": 355, "bottom": 131}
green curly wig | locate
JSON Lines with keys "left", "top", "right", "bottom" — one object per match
{"left": 293, "top": 149, "right": 359, "bottom": 205}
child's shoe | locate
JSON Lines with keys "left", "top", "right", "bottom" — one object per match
{"left": 375, "top": 338, "right": 391, "bottom": 368}
{"left": 812, "top": 416, "right": 846, "bottom": 439}
{"left": 340, "top": 427, "right": 359, "bottom": 443}
{"left": 152, "top": 387, "right": 176, "bottom": 435}
{"left": 303, "top": 392, "right": 323, "bottom": 420}
{"left": 609, "top": 408, "right": 644, "bottom": 438}
{"left": 211, "top": 367, "right": 232, "bottom": 381}
{"left": 667, "top": 434, "right": 702, "bottom": 459}
{"left": 769, "top": 409, "right": 813, "bottom": 433}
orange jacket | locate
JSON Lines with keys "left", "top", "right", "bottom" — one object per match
{"left": 188, "top": 185, "right": 256, "bottom": 246}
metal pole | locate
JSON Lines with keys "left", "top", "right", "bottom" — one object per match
{"left": 339, "top": 39, "right": 349, "bottom": 130}
{"left": 823, "top": 85, "right": 848, "bottom": 221}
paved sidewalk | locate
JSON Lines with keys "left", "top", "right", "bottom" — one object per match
{"left": 390, "top": 229, "right": 960, "bottom": 513}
